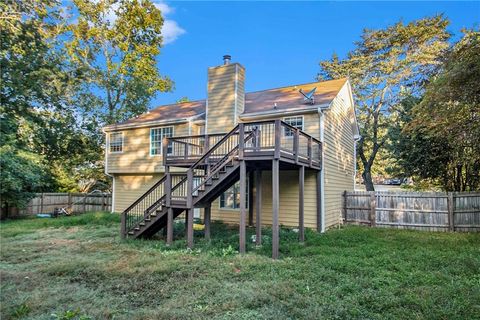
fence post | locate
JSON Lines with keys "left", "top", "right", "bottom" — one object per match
{"left": 39, "top": 193, "right": 44, "bottom": 214}
{"left": 342, "top": 191, "right": 347, "bottom": 223}
{"left": 101, "top": 193, "right": 106, "bottom": 211}
{"left": 83, "top": 194, "right": 87, "bottom": 213}
{"left": 369, "top": 192, "right": 376, "bottom": 227}
{"left": 68, "top": 193, "right": 72, "bottom": 212}
{"left": 447, "top": 192, "right": 455, "bottom": 232}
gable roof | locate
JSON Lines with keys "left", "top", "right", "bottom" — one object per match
{"left": 104, "top": 78, "right": 348, "bottom": 131}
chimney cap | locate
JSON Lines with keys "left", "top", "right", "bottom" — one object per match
{"left": 223, "top": 55, "right": 231, "bottom": 65}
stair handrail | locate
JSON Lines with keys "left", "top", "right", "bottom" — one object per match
{"left": 189, "top": 126, "right": 258, "bottom": 196}
{"left": 121, "top": 175, "right": 167, "bottom": 236}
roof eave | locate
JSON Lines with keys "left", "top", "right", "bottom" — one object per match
{"left": 103, "top": 117, "right": 190, "bottom": 132}
{"left": 240, "top": 103, "right": 330, "bottom": 120}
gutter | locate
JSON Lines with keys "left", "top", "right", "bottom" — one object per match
{"left": 240, "top": 103, "right": 330, "bottom": 121}
{"left": 318, "top": 107, "right": 326, "bottom": 233}
{"left": 103, "top": 117, "right": 191, "bottom": 132}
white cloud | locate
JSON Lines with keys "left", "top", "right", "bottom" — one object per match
{"left": 153, "top": 1, "right": 185, "bottom": 45}
{"left": 162, "top": 19, "right": 186, "bottom": 44}
{"left": 153, "top": 1, "right": 173, "bottom": 16}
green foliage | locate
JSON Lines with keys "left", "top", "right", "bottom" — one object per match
{"left": 66, "top": 0, "right": 173, "bottom": 125}
{"left": 319, "top": 16, "right": 450, "bottom": 190}
{"left": 1, "top": 213, "right": 479, "bottom": 319}
{"left": 392, "top": 30, "right": 480, "bottom": 191}
{"left": 0, "top": 145, "right": 51, "bottom": 210}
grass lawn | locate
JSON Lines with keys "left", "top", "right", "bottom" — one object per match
{"left": 1, "top": 212, "right": 479, "bottom": 319}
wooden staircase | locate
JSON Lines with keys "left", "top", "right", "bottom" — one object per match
{"left": 121, "top": 120, "right": 323, "bottom": 241}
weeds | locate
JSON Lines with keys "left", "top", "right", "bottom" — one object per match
{"left": 1, "top": 212, "right": 479, "bottom": 319}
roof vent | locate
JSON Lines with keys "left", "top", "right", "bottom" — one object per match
{"left": 223, "top": 55, "right": 231, "bottom": 65}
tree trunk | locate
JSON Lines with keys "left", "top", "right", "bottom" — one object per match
{"left": 362, "top": 167, "right": 375, "bottom": 191}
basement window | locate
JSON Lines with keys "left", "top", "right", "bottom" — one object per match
{"left": 150, "top": 126, "right": 173, "bottom": 155}
{"left": 220, "top": 179, "right": 249, "bottom": 210}
{"left": 109, "top": 132, "right": 123, "bottom": 153}
{"left": 283, "top": 116, "right": 304, "bottom": 136}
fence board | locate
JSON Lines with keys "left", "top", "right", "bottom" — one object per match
{"left": 10, "top": 193, "right": 112, "bottom": 217}
{"left": 344, "top": 191, "right": 480, "bottom": 232}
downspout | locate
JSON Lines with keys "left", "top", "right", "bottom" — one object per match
{"left": 103, "top": 130, "right": 115, "bottom": 213}
{"left": 353, "top": 135, "right": 361, "bottom": 191}
{"left": 318, "top": 108, "right": 326, "bottom": 233}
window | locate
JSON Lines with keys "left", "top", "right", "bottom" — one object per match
{"left": 109, "top": 132, "right": 123, "bottom": 153}
{"left": 283, "top": 116, "right": 304, "bottom": 137}
{"left": 150, "top": 127, "right": 173, "bottom": 155}
{"left": 220, "top": 179, "right": 249, "bottom": 210}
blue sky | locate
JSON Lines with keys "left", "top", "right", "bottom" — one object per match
{"left": 153, "top": 1, "right": 479, "bottom": 107}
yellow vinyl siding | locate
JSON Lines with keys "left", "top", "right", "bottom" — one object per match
{"left": 210, "top": 170, "right": 318, "bottom": 229}
{"left": 323, "top": 84, "right": 355, "bottom": 229}
{"left": 206, "top": 63, "right": 245, "bottom": 134}
{"left": 107, "top": 123, "right": 189, "bottom": 174}
{"left": 113, "top": 174, "right": 164, "bottom": 213}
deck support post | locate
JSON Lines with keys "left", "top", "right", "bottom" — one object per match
{"left": 299, "top": 165, "right": 305, "bottom": 242}
{"left": 187, "top": 209, "right": 194, "bottom": 248}
{"left": 248, "top": 171, "right": 254, "bottom": 226}
{"left": 272, "top": 159, "right": 280, "bottom": 259}
{"left": 316, "top": 170, "right": 322, "bottom": 232}
{"left": 204, "top": 204, "right": 211, "bottom": 240}
{"left": 239, "top": 160, "right": 247, "bottom": 254}
{"left": 167, "top": 207, "right": 173, "bottom": 245}
{"left": 255, "top": 170, "right": 262, "bottom": 246}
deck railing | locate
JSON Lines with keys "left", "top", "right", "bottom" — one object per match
{"left": 164, "top": 120, "right": 322, "bottom": 168}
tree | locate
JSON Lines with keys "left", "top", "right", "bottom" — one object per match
{"left": 65, "top": 0, "right": 173, "bottom": 125}
{"left": 0, "top": 0, "right": 71, "bottom": 209}
{"left": 394, "top": 30, "right": 480, "bottom": 191}
{"left": 318, "top": 16, "right": 450, "bottom": 190}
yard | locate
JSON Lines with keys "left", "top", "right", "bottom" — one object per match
{"left": 1, "top": 213, "right": 479, "bottom": 319}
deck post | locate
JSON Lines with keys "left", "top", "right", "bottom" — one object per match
{"left": 239, "top": 160, "right": 247, "bottom": 254}
{"left": 255, "top": 169, "right": 262, "bottom": 246}
{"left": 299, "top": 165, "right": 305, "bottom": 242}
{"left": 167, "top": 207, "right": 173, "bottom": 245}
{"left": 204, "top": 204, "right": 211, "bottom": 240}
{"left": 238, "top": 123, "right": 245, "bottom": 160}
{"left": 294, "top": 128, "right": 299, "bottom": 164}
{"left": 248, "top": 171, "right": 254, "bottom": 226}
{"left": 162, "top": 137, "right": 169, "bottom": 166}
{"left": 187, "top": 209, "right": 194, "bottom": 248}
{"left": 165, "top": 166, "right": 171, "bottom": 207}
{"left": 272, "top": 159, "right": 280, "bottom": 259}
{"left": 316, "top": 170, "right": 322, "bottom": 232}
{"left": 274, "top": 120, "right": 281, "bottom": 159}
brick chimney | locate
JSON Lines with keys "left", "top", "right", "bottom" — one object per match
{"left": 206, "top": 55, "right": 245, "bottom": 134}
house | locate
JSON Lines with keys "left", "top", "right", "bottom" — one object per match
{"left": 103, "top": 55, "right": 359, "bottom": 258}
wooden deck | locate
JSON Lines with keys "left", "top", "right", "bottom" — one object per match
{"left": 121, "top": 120, "right": 323, "bottom": 259}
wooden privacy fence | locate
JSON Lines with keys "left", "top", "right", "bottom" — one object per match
{"left": 17, "top": 192, "right": 112, "bottom": 216}
{"left": 343, "top": 191, "right": 480, "bottom": 232}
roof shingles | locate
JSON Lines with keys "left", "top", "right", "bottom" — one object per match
{"left": 108, "top": 78, "right": 347, "bottom": 128}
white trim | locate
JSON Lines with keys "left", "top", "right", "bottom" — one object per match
{"left": 240, "top": 103, "right": 329, "bottom": 120}
{"left": 111, "top": 176, "right": 116, "bottom": 213}
{"left": 104, "top": 133, "right": 109, "bottom": 174}
{"left": 283, "top": 115, "right": 304, "bottom": 137}
{"left": 149, "top": 126, "right": 174, "bottom": 156}
{"left": 108, "top": 132, "right": 124, "bottom": 154}
{"left": 103, "top": 118, "right": 189, "bottom": 132}
{"left": 319, "top": 110, "right": 326, "bottom": 233}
